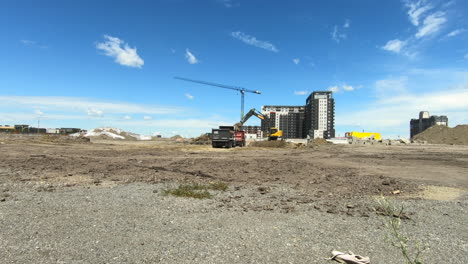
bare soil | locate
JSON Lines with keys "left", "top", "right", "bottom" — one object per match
{"left": 1, "top": 135, "right": 467, "bottom": 206}
{"left": 1, "top": 135, "right": 467, "bottom": 263}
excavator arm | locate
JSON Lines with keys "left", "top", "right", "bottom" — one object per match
{"left": 233, "top": 108, "right": 282, "bottom": 140}
{"left": 233, "top": 108, "right": 264, "bottom": 130}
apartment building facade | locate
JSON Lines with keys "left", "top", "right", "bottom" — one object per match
{"left": 410, "top": 111, "right": 448, "bottom": 138}
{"left": 304, "top": 91, "right": 335, "bottom": 139}
{"left": 261, "top": 105, "right": 305, "bottom": 139}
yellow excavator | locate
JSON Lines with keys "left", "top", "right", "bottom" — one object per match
{"left": 234, "top": 108, "right": 283, "bottom": 141}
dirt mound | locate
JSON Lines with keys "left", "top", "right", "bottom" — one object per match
{"left": 170, "top": 135, "right": 184, "bottom": 142}
{"left": 190, "top": 134, "right": 211, "bottom": 145}
{"left": 413, "top": 125, "right": 468, "bottom": 145}
{"left": 249, "top": 140, "right": 289, "bottom": 148}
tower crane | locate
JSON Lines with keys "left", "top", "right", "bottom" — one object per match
{"left": 174, "top": 76, "right": 261, "bottom": 120}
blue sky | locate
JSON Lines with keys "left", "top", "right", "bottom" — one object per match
{"left": 1, "top": 0, "right": 467, "bottom": 138}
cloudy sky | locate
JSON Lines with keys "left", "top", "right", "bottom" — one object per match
{"left": 1, "top": 0, "right": 467, "bottom": 137}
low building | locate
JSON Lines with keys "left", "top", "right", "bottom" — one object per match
{"left": 0, "top": 125, "right": 15, "bottom": 133}
{"left": 410, "top": 111, "right": 448, "bottom": 138}
{"left": 59, "top": 128, "right": 81, "bottom": 134}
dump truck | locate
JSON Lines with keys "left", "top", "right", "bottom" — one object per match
{"left": 211, "top": 126, "right": 235, "bottom": 148}
{"left": 211, "top": 126, "right": 246, "bottom": 148}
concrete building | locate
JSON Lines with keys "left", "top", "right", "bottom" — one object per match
{"left": 241, "top": 125, "right": 262, "bottom": 139}
{"left": 410, "top": 111, "right": 448, "bottom": 138}
{"left": 260, "top": 105, "right": 305, "bottom": 139}
{"left": 304, "top": 91, "right": 335, "bottom": 139}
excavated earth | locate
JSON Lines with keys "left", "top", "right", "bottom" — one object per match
{"left": 0, "top": 135, "right": 467, "bottom": 263}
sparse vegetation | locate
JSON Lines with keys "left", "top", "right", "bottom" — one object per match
{"left": 164, "top": 182, "right": 228, "bottom": 199}
{"left": 375, "top": 196, "right": 426, "bottom": 264}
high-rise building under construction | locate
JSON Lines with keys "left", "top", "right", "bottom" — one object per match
{"left": 259, "top": 91, "right": 335, "bottom": 139}
{"left": 260, "top": 105, "right": 305, "bottom": 139}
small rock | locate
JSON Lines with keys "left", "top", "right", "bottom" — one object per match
{"left": 153, "top": 190, "right": 158, "bottom": 193}
{"left": 0, "top": 198, "right": 6, "bottom": 202}
{"left": 382, "top": 181, "right": 390, "bottom": 185}
{"left": 257, "top": 186, "right": 270, "bottom": 194}
{"left": 346, "top": 204, "right": 355, "bottom": 209}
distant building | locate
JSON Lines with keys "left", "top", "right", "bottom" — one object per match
{"left": 59, "top": 128, "right": 81, "bottom": 134}
{"left": 304, "top": 91, "right": 335, "bottom": 139}
{"left": 410, "top": 111, "right": 448, "bottom": 138}
{"left": 242, "top": 125, "right": 262, "bottom": 139}
{"left": 241, "top": 125, "right": 261, "bottom": 134}
{"left": 0, "top": 125, "right": 15, "bottom": 133}
{"left": 261, "top": 105, "right": 305, "bottom": 139}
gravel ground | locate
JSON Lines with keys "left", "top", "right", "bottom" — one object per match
{"left": 1, "top": 182, "right": 466, "bottom": 264}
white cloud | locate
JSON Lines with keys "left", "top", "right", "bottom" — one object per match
{"left": 342, "top": 85, "right": 355, "bottom": 91}
{"left": 382, "top": 39, "right": 406, "bottom": 53}
{"left": 331, "top": 26, "right": 346, "bottom": 43}
{"left": 344, "top": 19, "right": 351, "bottom": 28}
{"left": 35, "top": 109, "right": 44, "bottom": 116}
{"left": 405, "top": 0, "right": 433, "bottom": 26}
{"left": 292, "top": 58, "right": 300, "bottom": 65}
{"left": 446, "top": 29, "right": 465, "bottom": 37}
{"left": 218, "top": 0, "right": 235, "bottom": 8}
{"left": 143, "top": 116, "right": 152, "bottom": 120}
{"left": 375, "top": 77, "right": 408, "bottom": 97}
{"left": 294, "top": 91, "right": 308, "bottom": 95}
{"left": 415, "top": 11, "right": 447, "bottom": 38}
{"left": 87, "top": 108, "right": 104, "bottom": 117}
{"left": 122, "top": 115, "right": 132, "bottom": 120}
{"left": 185, "top": 49, "right": 199, "bottom": 64}
{"left": 337, "top": 89, "right": 468, "bottom": 137}
{"left": 96, "top": 35, "right": 144, "bottom": 68}
{"left": 328, "top": 86, "right": 339, "bottom": 93}
{"left": 21, "top": 40, "right": 36, "bottom": 46}
{"left": 231, "top": 31, "right": 279, "bottom": 52}
{"left": 185, "top": 93, "right": 194, "bottom": 100}
{"left": 0, "top": 96, "right": 182, "bottom": 115}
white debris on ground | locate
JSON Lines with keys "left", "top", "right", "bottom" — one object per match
{"left": 70, "top": 127, "right": 152, "bottom": 140}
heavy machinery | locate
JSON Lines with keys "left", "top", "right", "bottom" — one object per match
{"left": 235, "top": 108, "right": 283, "bottom": 141}
{"left": 211, "top": 108, "right": 282, "bottom": 148}
{"left": 211, "top": 126, "right": 236, "bottom": 148}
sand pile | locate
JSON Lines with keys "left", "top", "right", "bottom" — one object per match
{"left": 413, "top": 125, "right": 468, "bottom": 145}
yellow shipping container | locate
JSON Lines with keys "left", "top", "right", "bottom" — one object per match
{"left": 345, "top": 131, "right": 381, "bottom": 140}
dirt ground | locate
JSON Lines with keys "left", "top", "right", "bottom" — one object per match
{"left": 1, "top": 136, "right": 467, "bottom": 210}
{"left": 0, "top": 135, "right": 467, "bottom": 263}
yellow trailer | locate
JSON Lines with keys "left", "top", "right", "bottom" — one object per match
{"left": 345, "top": 131, "right": 381, "bottom": 140}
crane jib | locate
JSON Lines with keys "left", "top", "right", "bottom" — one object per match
{"left": 174, "top": 76, "right": 262, "bottom": 119}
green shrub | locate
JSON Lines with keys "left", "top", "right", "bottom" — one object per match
{"left": 375, "top": 196, "right": 426, "bottom": 264}
{"left": 164, "top": 182, "right": 228, "bottom": 199}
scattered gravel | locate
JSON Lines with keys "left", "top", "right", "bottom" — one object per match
{"left": 0, "top": 182, "right": 466, "bottom": 264}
